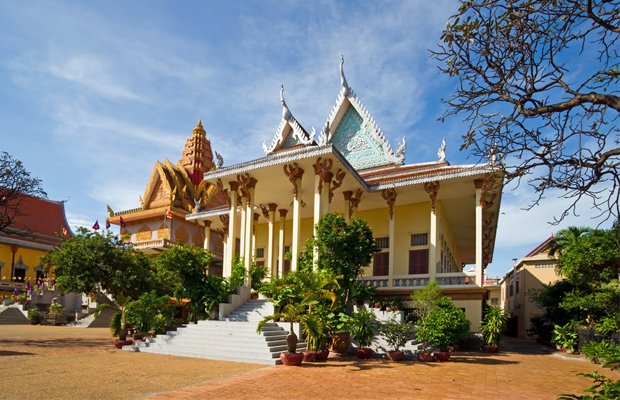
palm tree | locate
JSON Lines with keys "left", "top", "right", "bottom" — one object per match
{"left": 549, "top": 226, "right": 592, "bottom": 256}
{"left": 94, "top": 293, "right": 131, "bottom": 341}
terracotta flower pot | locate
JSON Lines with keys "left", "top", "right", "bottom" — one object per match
{"left": 331, "top": 332, "right": 351, "bottom": 353}
{"left": 417, "top": 352, "right": 432, "bottom": 362}
{"left": 303, "top": 352, "right": 316, "bottom": 362}
{"left": 481, "top": 345, "right": 499, "bottom": 353}
{"left": 434, "top": 351, "right": 451, "bottom": 362}
{"left": 387, "top": 350, "right": 405, "bottom": 361}
{"left": 113, "top": 340, "right": 133, "bottom": 349}
{"left": 356, "top": 348, "right": 373, "bottom": 359}
{"left": 450, "top": 344, "right": 460, "bottom": 351}
{"left": 315, "top": 350, "right": 330, "bottom": 360}
{"left": 280, "top": 352, "right": 304, "bottom": 366}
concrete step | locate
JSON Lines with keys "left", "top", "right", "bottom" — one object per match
{"left": 0, "top": 307, "right": 29, "bottom": 325}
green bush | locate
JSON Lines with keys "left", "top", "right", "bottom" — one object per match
{"left": 581, "top": 341, "right": 613, "bottom": 363}
{"left": 125, "top": 291, "right": 171, "bottom": 335}
{"left": 379, "top": 317, "right": 413, "bottom": 352}
{"left": 350, "top": 309, "right": 377, "bottom": 349}
{"left": 424, "top": 297, "right": 470, "bottom": 352}
{"left": 480, "top": 306, "right": 508, "bottom": 346}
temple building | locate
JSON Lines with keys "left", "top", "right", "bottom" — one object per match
{"left": 187, "top": 58, "right": 504, "bottom": 331}
{"left": 0, "top": 196, "right": 72, "bottom": 291}
{"left": 106, "top": 121, "right": 229, "bottom": 274}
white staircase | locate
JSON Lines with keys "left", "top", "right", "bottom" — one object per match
{"left": 122, "top": 299, "right": 306, "bottom": 365}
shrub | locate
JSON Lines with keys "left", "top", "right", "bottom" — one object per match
{"left": 424, "top": 297, "right": 470, "bottom": 352}
{"left": 379, "top": 317, "right": 413, "bottom": 352}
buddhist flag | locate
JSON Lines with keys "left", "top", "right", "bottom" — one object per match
{"left": 106, "top": 219, "right": 111, "bottom": 229}
{"left": 165, "top": 209, "right": 173, "bottom": 219}
{"left": 119, "top": 216, "right": 126, "bottom": 228}
{"left": 92, "top": 220, "right": 100, "bottom": 230}
{"left": 62, "top": 227, "right": 68, "bottom": 236}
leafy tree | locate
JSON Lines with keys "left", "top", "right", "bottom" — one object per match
{"left": 125, "top": 291, "right": 172, "bottom": 335}
{"left": 432, "top": 0, "right": 620, "bottom": 223}
{"left": 152, "top": 244, "right": 211, "bottom": 321}
{"left": 308, "top": 212, "right": 380, "bottom": 313}
{"left": 0, "top": 151, "right": 47, "bottom": 232}
{"left": 43, "top": 227, "right": 154, "bottom": 299}
{"left": 424, "top": 296, "right": 471, "bottom": 351}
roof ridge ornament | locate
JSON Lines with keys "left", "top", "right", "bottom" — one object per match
{"left": 340, "top": 55, "right": 350, "bottom": 97}
{"left": 438, "top": 138, "right": 446, "bottom": 162}
{"left": 316, "top": 120, "right": 331, "bottom": 146}
{"left": 280, "top": 83, "right": 292, "bottom": 121}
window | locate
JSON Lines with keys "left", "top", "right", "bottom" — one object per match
{"left": 410, "top": 233, "right": 428, "bottom": 246}
{"left": 283, "top": 259, "right": 291, "bottom": 274}
{"left": 36, "top": 271, "right": 46, "bottom": 281}
{"left": 14, "top": 268, "right": 26, "bottom": 282}
{"left": 509, "top": 284, "right": 514, "bottom": 297}
{"left": 409, "top": 249, "right": 429, "bottom": 275}
{"left": 375, "top": 237, "right": 389, "bottom": 249}
{"left": 373, "top": 252, "right": 389, "bottom": 276}
{"left": 491, "top": 298, "right": 499, "bottom": 306}
{"left": 256, "top": 248, "right": 265, "bottom": 259}
{"left": 255, "top": 260, "right": 265, "bottom": 267}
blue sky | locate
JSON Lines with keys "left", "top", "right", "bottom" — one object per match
{"left": 0, "top": 1, "right": 610, "bottom": 279}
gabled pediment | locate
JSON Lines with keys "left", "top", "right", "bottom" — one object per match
{"left": 321, "top": 57, "right": 406, "bottom": 170}
{"left": 263, "top": 84, "right": 315, "bottom": 155}
{"left": 141, "top": 161, "right": 172, "bottom": 209}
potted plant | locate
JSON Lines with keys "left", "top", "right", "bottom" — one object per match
{"left": 552, "top": 323, "right": 578, "bottom": 353}
{"left": 480, "top": 306, "right": 508, "bottom": 353}
{"left": 391, "top": 296, "right": 405, "bottom": 311}
{"left": 328, "top": 312, "right": 354, "bottom": 354}
{"left": 352, "top": 282, "right": 376, "bottom": 307}
{"left": 424, "top": 297, "right": 471, "bottom": 361}
{"left": 307, "top": 303, "right": 333, "bottom": 361}
{"left": 410, "top": 281, "right": 442, "bottom": 362}
{"left": 27, "top": 308, "right": 40, "bottom": 325}
{"left": 350, "top": 309, "right": 377, "bottom": 359}
{"left": 48, "top": 301, "right": 64, "bottom": 325}
{"left": 379, "top": 317, "right": 413, "bottom": 361}
{"left": 94, "top": 293, "right": 133, "bottom": 348}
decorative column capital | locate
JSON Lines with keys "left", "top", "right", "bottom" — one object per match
{"left": 204, "top": 220, "right": 212, "bottom": 228}
{"left": 279, "top": 209, "right": 289, "bottom": 218}
{"left": 474, "top": 178, "right": 483, "bottom": 189}
{"left": 268, "top": 203, "right": 278, "bottom": 212}
{"left": 220, "top": 214, "right": 230, "bottom": 235}
{"left": 343, "top": 190, "right": 353, "bottom": 201}
{"left": 424, "top": 181, "right": 440, "bottom": 214}
{"left": 381, "top": 188, "right": 398, "bottom": 220}
{"left": 313, "top": 157, "right": 334, "bottom": 195}
{"left": 237, "top": 173, "right": 257, "bottom": 199}
{"left": 329, "top": 169, "right": 346, "bottom": 203}
{"left": 284, "top": 163, "right": 305, "bottom": 199}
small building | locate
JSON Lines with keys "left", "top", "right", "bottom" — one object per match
{"left": 0, "top": 195, "right": 71, "bottom": 293}
{"left": 500, "top": 237, "right": 562, "bottom": 338}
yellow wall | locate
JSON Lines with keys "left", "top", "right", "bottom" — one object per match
{"left": 453, "top": 299, "right": 483, "bottom": 332}
{"left": 0, "top": 244, "right": 46, "bottom": 283}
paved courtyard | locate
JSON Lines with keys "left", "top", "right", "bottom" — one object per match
{"left": 0, "top": 324, "right": 617, "bottom": 400}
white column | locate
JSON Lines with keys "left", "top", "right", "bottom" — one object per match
{"left": 267, "top": 204, "right": 277, "bottom": 277}
{"left": 239, "top": 197, "right": 246, "bottom": 260}
{"left": 475, "top": 180, "right": 483, "bottom": 286}
{"left": 291, "top": 178, "right": 302, "bottom": 272}
{"left": 244, "top": 188, "right": 255, "bottom": 278}
{"left": 225, "top": 183, "right": 239, "bottom": 277}
{"left": 322, "top": 178, "right": 331, "bottom": 215}
{"left": 278, "top": 209, "right": 288, "bottom": 277}
{"left": 343, "top": 191, "right": 352, "bottom": 223}
{"left": 429, "top": 206, "right": 437, "bottom": 282}
{"left": 388, "top": 208, "right": 395, "bottom": 289}
{"left": 313, "top": 175, "right": 322, "bottom": 267}
{"left": 222, "top": 234, "right": 228, "bottom": 271}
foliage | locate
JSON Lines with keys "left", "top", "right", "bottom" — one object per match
{"left": 327, "top": 311, "right": 355, "bottom": 333}
{"left": 93, "top": 293, "right": 131, "bottom": 340}
{"left": 480, "top": 306, "right": 508, "bottom": 346}
{"left": 379, "top": 317, "right": 413, "bottom": 352}
{"left": 256, "top": 302, "right": 321, "bottom": 354}
{"left": 552, "top": 323, "right": 579, "bottom": 352}
{"left": 250, "top": 263, "right": 268, "bottom": 293}
{"left": 48, "top": 302, "right": 63, "bottom": 314}
{"left": 308, "top": 303, "right": 334, "bottom": 351}
{"left": 391, "top": 296, "right": 405, "bottom": 310}
{"left": 350, "top": 309, "right": 377, "bottom": 349}
{"left": 43, "top": 228, "right": 155, "bottom": 299}
{"left": 432, "top": 0, "right": 620, "bottom": 223}
{"left": 411, "top": 281, "right": 443, "bottom": 351}
{"left": 311, "top": 212, "right": 380, "bottom": 313}
{"left": 352, "top": 282, "right": 376, "bottom": 304}
{"left": 27, "top": 308, "right": 40, "bottom": 323}
{"left": 558, "top": 370, "right": 620, "bottom": 400}
{"left": 0, "top": 151, "right": 47, "bottom": 232}
{"left": 151, "top": 314, "right": 175, "bottom": 336}
{"left": 153, "top": 244, "right": 211, "bottom": 321}
{"left": 125, "top": 291, "right": 171, "bottom": 335}
{"left": 424, "top": 296, "right": 471, "bottom": 351}
{"left": 581, "top": 341, "right": 613, "bottom": 363}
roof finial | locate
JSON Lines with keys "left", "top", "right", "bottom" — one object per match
{"left": 340, "top": 55, "right": 350, "bottom": 96}
{"left": 193, "top": 119, "right": 206, "bottom": 136}
{"left": 280, "top": 83, "right": 292, "bottom": 121}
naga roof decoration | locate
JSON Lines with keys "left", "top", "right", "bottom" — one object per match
{"left": 262, "top": 84, "right": 315, "bottom": 155}
{"left": 262, "top": 56, "right": 406, "bottom": 170}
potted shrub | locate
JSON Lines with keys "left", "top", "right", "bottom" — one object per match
{"left": 27, "top": 308, "right": 40, "bottom": 325}
{"left": 424, "top": 297, "right": 471, "bottom": 361}
{"left": 328, "top": 312, "right": 354, "bottom": 354}
{"left": 307, "top": 303, "right": 333, "bottom": 361}
{"left": 125, "top": 291, "right": 171, "bottom": 341}
{"left": 94, "top": 293, "right": 133, "bottom": 348}
{"left": 480, "top": 306, "right": 508, "bottom": 353}
{"left": 552, "top": 323, "right": 578, "bottom": 353}
{"left": 353, "top": 282, "right": 376, "bottom": 307}
{"left": 350, "top": 309, "right": 377, "bottom": 359}
{"left": 411, "top": 282, "right": 442, "bottom": 362}
{"left": 391, "top": 296, "right": 405, "bottom": 311}
{"left": 379, "top": 317, "right": 413, "bottom": 361}
{"left": 48, "top": 301, "right": 64, "bottom": 325}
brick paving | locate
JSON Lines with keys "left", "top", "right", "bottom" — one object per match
{"left": 0, "top": 324, "right": 618, "bottom": 400}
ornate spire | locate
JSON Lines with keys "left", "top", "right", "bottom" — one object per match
{"left": 340, "top": 55, "right": 350, "bottom": 96}
{"left": 179, "top": 119, "right": 215, "bottom": 186}
{"left": 281, "top": 83, "right": 292, "bottom": 121}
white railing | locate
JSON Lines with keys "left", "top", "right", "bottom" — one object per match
{"left": 357, "top": 271, "right": 478, "bottom": 289}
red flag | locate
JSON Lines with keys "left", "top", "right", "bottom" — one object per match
{"left": 119, "top": 216, "right": 126, "bottom": 228}
{"left": 165, "top": 209, "right": 173, "bottom": 219}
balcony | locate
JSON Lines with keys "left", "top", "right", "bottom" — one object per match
{"left": 357, "top": 271, "right": 478, "bottom": 289}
